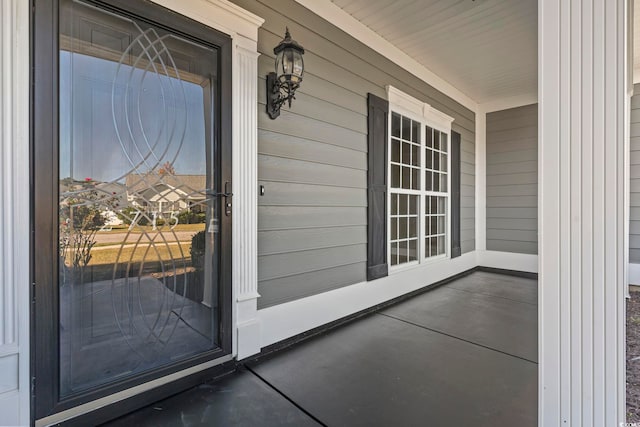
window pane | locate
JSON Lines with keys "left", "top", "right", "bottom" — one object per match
{"left": 391, "top": 217, "right": 398, "bottom": 240}
{"left": 426, "top": 172, "right": 432, "bottom": 191}
{"left": 437, "top": 236, "right": 445, "bottom": 255}
{"left": 409, "top": 239, "right": 417, "bottom": 261}
{"left": 426, "top": 148, "right": 433, "bottom": 169}
{"left": 438, "top": 216, "right": 445, "bottom": 234}
{"left": 433, "top": 131, "right": 440, "bottom": 150}
{"left": 412, "top": 168, "right": 420, "bottom": 190}
{"left": 441, "top": 153, "right": 448, "bottom": 172}
{"left": 398, "top": 240, "right": 408, "bottom": 264}
{"left": 441, "top": 173, "right": 447, "bottom": 192}
{"left": 426, "top": 126, "right": 433, "bottom": 148}
{"left": 402, "top": 167, "right": 411, "bottom": 189}
{"left": 433, "top": 173, "right": 440, "bottom": 191}
{"left": 391, "top": 242, "right": 398, "bottom": 265}
{"left": 391, "top": 138, "right": 400, "bottom": 163}
{"left": 441, "top": 133, "right": 448, "bottom": 152}
{"left": 411, "top": 121, "right": 420, "bottom": 143}
{"left": 392, "top": 113, "right": 401, "bottom": 137}
{"left": 409, "top": 195, "right": 417, "bottom": 214}
{"left": 411, "top": 145, "right": 419, "bottom": 166}
{"left": 409, "top": 217, "right": 417, "bottom": 238}
{"left": 391, "top": 193, "right": 398, "bottom": 215}
{"left": 402, "top": 116, "right": 411, "bottom": 140}
{"left": 402, "top": 142, "right": 411, "bottom": 165}
{"left": 391, "top": 164, "right": 400, "bottom": 188}
{"left": 399, "top": 217, "right": 408, "bottom": 239}
{"left": 399, "top": 194, "right": 408, "bottom": 215}
{"left": 429, "top": 237, "right": 438, "bottom": 257}
{"left": 433, "top": 151, "right": 440, "bottom": 170}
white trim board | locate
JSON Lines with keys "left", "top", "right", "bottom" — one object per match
{"left": 293, "top": 0, "right": 478, "bottom": 111}
{"left": 629, "top": 263, "right": 640, "bottom": 285}
{"left": 258, "top": 252, "right": 476, "bottom": 348}
{"left": 479, "top": 94, "right": 538, "bottom": 113}
{"left": 477, "top": 250, "right": 538, "bottom": 274}
{"left": 0, "top": 0, "right": 31, "bottom": 425}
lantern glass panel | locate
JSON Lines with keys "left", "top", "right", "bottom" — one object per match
{"left": 292, "top": 50, "right": 304, "bottom": 78}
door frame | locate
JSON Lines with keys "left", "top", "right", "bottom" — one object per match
{"left": 31, "top": 0, "right": 235, "bottom": 421}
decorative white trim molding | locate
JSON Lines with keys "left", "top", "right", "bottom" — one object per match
{"left": 0, "top": 0, "right": 30, "bottom": 426}
{"left": 233, "top": 43, "right": 262, "bottom": 360}
{"left": 258, "top": 252, "right": 476, "bottom": 348}
{"left": 480, "top": 94, "right": 538, "bottom": 113}
{"left": 386, "top": 85, "right": 455, "bottom": 132}
{"left": 151, "top": 0, "right": 263, "bottom": 42}
{"left": 539, "top": 0, "right": 628, "bottom": 424}
{"left": 386, "top": 85, "right": 424, "bottom": 118}
{"left": 295, "top": 0, "right": 478, "bottom": 111}
{"left": 477, "top": 251, "right": 538, "bottom": 274}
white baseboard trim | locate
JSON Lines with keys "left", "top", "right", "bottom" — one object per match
{"left": 0, "top": 391, "right": 20, "bottom": 427}
{"left": 258, "top": 252, "right": 477, "bottom": 348}
{"left": 477, "top": 250, "right": 538, "bottom": 274}
{"left": 629, "top": 263, "right": 640, "bottom": 285}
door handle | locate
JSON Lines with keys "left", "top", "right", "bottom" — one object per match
{"left": 207, "top": 182, "right": 232, "bottom": 216}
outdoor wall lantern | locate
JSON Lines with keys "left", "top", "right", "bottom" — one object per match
{"left": 266, "top": 28, "right": 305, "bottom": 119}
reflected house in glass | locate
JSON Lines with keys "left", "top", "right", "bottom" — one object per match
{"left": 125, "top": 173, "right": 207, "bottom": 217}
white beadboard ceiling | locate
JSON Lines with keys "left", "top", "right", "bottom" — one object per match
{"left": 328, "top": 0, "right": 537, "bottom": 105}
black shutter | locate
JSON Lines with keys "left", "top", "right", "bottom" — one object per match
{"left": 367, "top": 93, "right": 389, "bottom": 280}
{"left": 450, "top": 130, "right": 462, "bottom": 258}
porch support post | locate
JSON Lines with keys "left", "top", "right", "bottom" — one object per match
{"left": 233, "top": 37, "right": 262, "bottom": 360}
{"left": 475, "top": 106, "right": 487, "bottom": 254}
{"left": 0, "top": 0, "right": 30, "bottom": 425}
{"left": 539, "top": 0, "right": 629, "bottom": 425}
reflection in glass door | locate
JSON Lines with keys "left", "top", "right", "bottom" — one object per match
{"left": 57, "top": 0, "right": 223, "bottom": 397}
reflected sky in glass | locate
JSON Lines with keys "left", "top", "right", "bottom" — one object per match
{"left": 59, "top": 50, "right": 207, "bottom": 183}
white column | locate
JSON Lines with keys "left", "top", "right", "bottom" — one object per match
{"left": 233, "top": 38, "right": 262, "bottom": 360}
{"left": 0, "top": 0, "right": 30, "bottom": 426}
{"left": 539, "top": 0, "right": 628, "bottom": 425}
{"left": 475, "top": 106, "right": 487, "bottom": 254}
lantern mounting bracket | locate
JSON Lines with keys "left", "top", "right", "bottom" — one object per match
{"left": 266, "top": 72, "right": 290, "bottom": 120}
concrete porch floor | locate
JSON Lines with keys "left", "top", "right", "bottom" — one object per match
{"left": 103, "top": 271, "right": 538, "bottom": 427}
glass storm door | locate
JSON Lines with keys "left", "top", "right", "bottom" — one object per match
{"left": 33, "top": 0, "right": 232, "bottom": 418}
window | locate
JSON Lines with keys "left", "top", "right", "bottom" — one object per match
{"left": 387, "top": 86, "right": 453, "bottom": 268}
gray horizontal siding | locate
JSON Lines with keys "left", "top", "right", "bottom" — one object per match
{"left": 486, "top": 104, "right": 538, "bottom": 255}
{"left": 230, "top": 0, "right": 475, "bottom": 308}
{"left": 631, "top": 84, "right": 640, "bottom": 262}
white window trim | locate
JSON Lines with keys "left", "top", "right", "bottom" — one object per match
{"left": 386, "top": 86, "right": 454, "bottom": 273}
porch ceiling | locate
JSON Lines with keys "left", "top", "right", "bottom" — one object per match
{"left": 328, "top": 0, "right": 537, "bottom": 105}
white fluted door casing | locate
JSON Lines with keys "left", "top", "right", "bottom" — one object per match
{"left": 0, "top": 0, "right": 30, "bottom": 425}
